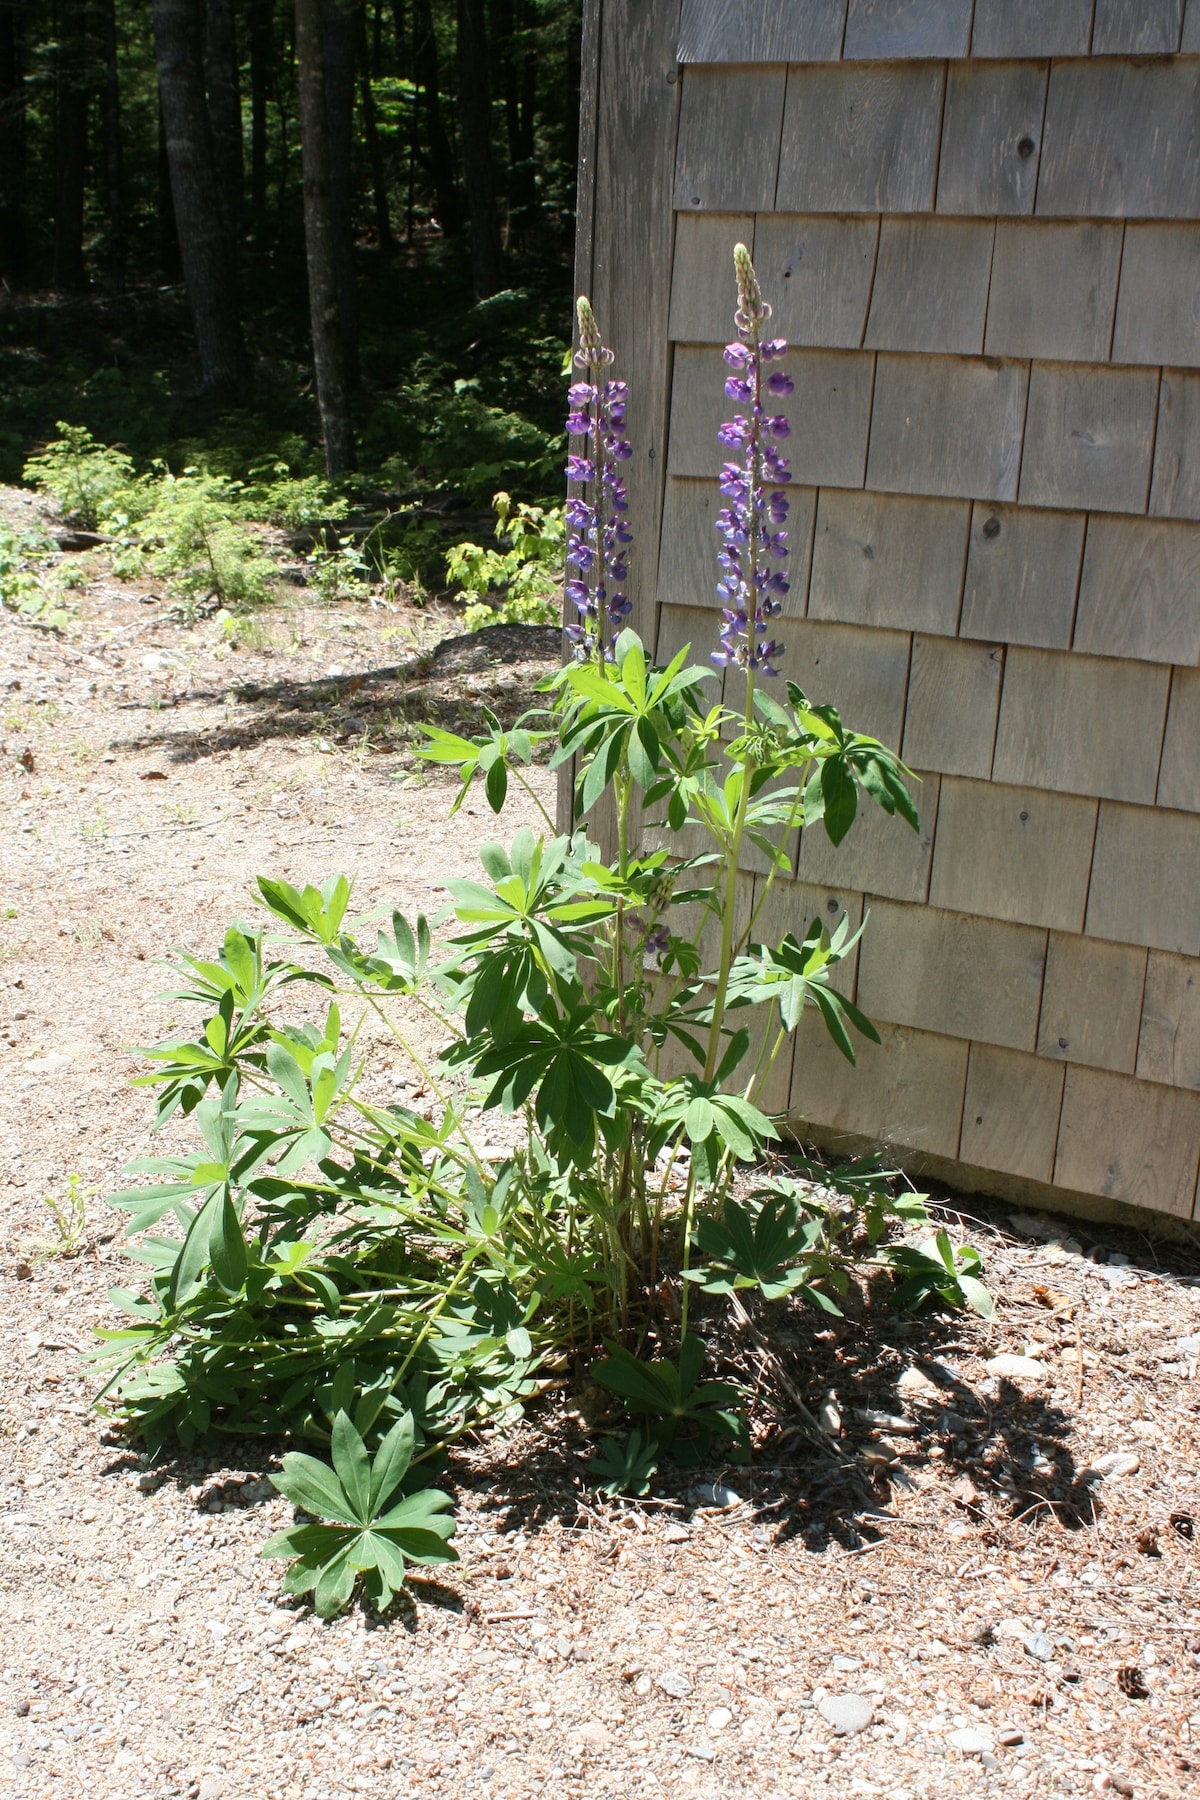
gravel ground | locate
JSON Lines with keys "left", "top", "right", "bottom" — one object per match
{"left": 2, "top": 500, "right": 1199, "bottom": 1800}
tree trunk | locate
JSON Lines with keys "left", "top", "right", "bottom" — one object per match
{"left": 456, "top": 0, "right": 502, "bottom": 296}
{"left": 410, "top": 0, "right": 458, "bottom": 234}
{"left": 321, "top": 0, "right": 360, "bottom": 388}
{"left": 157, "top": 92, "right": 181, "bottom": 277}
{"left": 152, "top": 0, "right": 249, "bottom": 396}
{"left": 295, "top": 0, "right": 356, "bottom": 474}
{"left": 0, "top": 0, "right": 28, "bottom": 281}
{"left": 355, "top": 1, "right": 393, "bottom": 252}
{"left": 53, "top": 0, "right": 89, "bottom": 291}
{"left": 204, "top": 0, "right": 243, "bottom": 240}
{"left": 99, "top": 0, "right": 125, "bottom": 284}
{"left": 248, "top": 0, "right": 272, "bottom": 238}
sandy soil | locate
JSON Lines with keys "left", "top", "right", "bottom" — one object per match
{"left": 2, "top": 501, "right": 1199, "bottom": 1800}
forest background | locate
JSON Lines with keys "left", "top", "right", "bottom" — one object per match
{"left": 0, "top": 0, "right": 580, "bottom": 589}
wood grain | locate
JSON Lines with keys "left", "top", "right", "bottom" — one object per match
{"left": 667, "top": 344, "right": 875, "bottom": 489}
{"left": 1113, "top": 225, "right": 1200, "bottom": 371}
{"left": 857, "top": 899, "right": 1046, "bottom": 1052}
{"left": 1087, "top": 802, "right": 1200, "bottom": 957}
{"left": 929, "top": 777, "right": 1098, "bottom": 934}
{"left": 960, "top": 503, "right": 1084, "bottom": 650}
{"left": 789, "top": 1015, "right": 968, "bottom": 1160}
{"left": 1037, "top": 933, "right": 1148, "bottom": 1075}
{"left": 1184, "top": 0, "right": 1200, "bottom": 50}
{"left": 668, "top": 213, "right": 756, "bottom": 343}
{"left": 936, "top": 62, "right": 1048, "bottom": 218}
{"left": 776, "top": 62, "right": 944, "bottom": 215}
{"left": 992, "top": 647, "right": 1171, "bottom": 806}
{"left": 677, "top": 0, "right": 847, "bottom": 63}
{"left": 1138, "top": 952, "right": 1200, "bottom": 1092}
{"left": 1157, "top": 670, "right": 1200, "bottom": 814}
{"left": 1018, "top": 364, "right": 1158, "bottom": 516}
{"left": 867, "top": 353, "right": 1028, "bottom": 503}
{"left": 674, "top": 65, "right": 786, "bottom": 213}
{"left": 1150, "top": 373, "right": 1200, "bottom": 523}
{"left": 800, "top": 770, "right": 939, "bottom": 905}
{"left": 984, "top": 221, "right": 1122, "bottom": 364}
{"left": 843, "top": 0, "right": 972, "bottom": 58}
{"left": 658, "top": 477, "right": 816, "bottom": 619}
{"left": 751, "top": 215, "right": 879, "bottom": 350}
{"left": 1090, "top": 0, "right": 1183, "bottom": 53}
{"left": 970, "top": 0, "right": 1094, "bottom": 58}
{"left": 1055, "top": 1066, "right": 1200, "bottom": 1218}
{"left": 1038, "top": 61, "right": 1200, "bottom": 220}
{"left": 1073, "top": 515, "right": 1200, "bottom": 667}
{"left": 961, "top": 1045, "right": 1065, "bottom": 1185}
{"left": 809, "top": 490, "right": 971, "bottom": 635}
{"left": 784, "top": 619, "right": 912, "bottom": 747}
{"left": 902, "top": 636, "right": 1003, "bottom": 781}
{"left": 865, "top": 217, "right": 994, "bottom": 356}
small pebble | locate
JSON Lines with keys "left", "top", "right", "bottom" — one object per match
{"left": 1083, "top": 1451, "right": 1140, "bottom": 1482}
{"left": 1024, "top": 1631, "right": 1055, "bottom": 1662}
{"left": 708, "top": 1707, "right": 733, "bottom": 1732}
{"left": 997, "top": 1727, "right": 1024, "bottom": 1746}
{"left": 688, "top": 1482, "right": 740, "bottom": 1510}
{"left": 683, "top": 1739, "right": 715, "bottom": 1761}
{"left": 986, "top": 1354, "right": 1047, "bottom": 1384}
{"left": 948, "top": 1727, "right": 990, "bottom": 1755}
{"left": 818, "top": 1693, "right": 873, "bottom": 1736}
{"left": 656, "top": 1669, "right": 691, "bottom": 1699}
{"left": 664, "top": 1522, "right": 690, "bottom": 1543}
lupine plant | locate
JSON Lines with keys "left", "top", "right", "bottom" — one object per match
{"left": 101, "top": 248, "right": 988, "bottom": 1610}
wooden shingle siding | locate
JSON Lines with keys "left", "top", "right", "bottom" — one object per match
{"left": 677, "top": 0, "right": 847, "bottom": 64}
{"left": 658, "top": 477, "right": 816, "bottom": 618}
{"left": 984, "top": 222, "right": 1122, "bottom": 364}
{"left": 855, "top": 900, "right": 1047, "bottom": 1050}
{"left": 1086, "top": 804, "right": 1200, "bottom": 956}
{"left": 960, "top": 503, "right": 1084, "bottom": 649}
{"left": 668, "top": 213, "right": 756, "bottom": 342}
{"left": 866, "top": 354, "right": 1027, "bottom": 502}
{"left": 936, "top": 63, "right": 1047, "bottom": 216}
{"left": 928, "top": 778, "right": 1098, "bottom": 933}
{"left": 674, "top": 66, "right": 785, "bottom": 212}
{"left": 843, "top": 0, "right": 972, "bottom": 60}
{"left": 771, "top": 879, "right": 866, "bottom": 999}
{"left": 1018, "top": 364, "right": 1159, "bottom": 515}
{"left": 1185, "top": 0, "right": 1200, "bottom": 51}
{"left": 776, "top": 63, "right": 944, "bottom": 214}
{"left": 901, "top": 635, "right": 1003, "bottom": 780}
{"left": 800, "top": 771, "right": 940, "bottom": 905}
{"left": 808, "top": 490, "right": 970, "bottom": 634}
{"left": 992, "top": 648, "right": 1171, "bottom": 804}
{"left": 961, "top": 1045, "right": 1065, "bottom": 1184}
{"left": 1037, "top": 61, "right": 1200, "bottom": 220}
{"left": 1150, "top": 373, "right": 1200, "bottom": 521}
{"left": 1073, "top": 515, "right": 1200, "bottom": 666}
{"left": 1090, "top": 0, "right": 1184, "bottom": 56}
{"left": 788, "top": 1015, "right": 969, "bottom": 1159}
{"left": 1036, "top": 933, "right": 1148, "bottom": 1074}
{"left": 970, "top": 0, "right": 1094, "bottom": 60}
{"left": 751, "top": 215, "right": 880, "bottom": 349}
{"left": 865, "top": 218, "right": 993, "bottom": 355}
{"left": 1112, "top": 226, "right": 1200, "bottom": 369}
{"left": 1138, "top": 952, "right": 1200, "bottom": 1092}
{"left": 1158, "top": 671, "right": 1200, "bottom": 813}
{"left": 785, "top": 620, "right": 911, "bottom": 744}
{"left": 1054, "top": 1067, "right": 1200, "bottom": 1216}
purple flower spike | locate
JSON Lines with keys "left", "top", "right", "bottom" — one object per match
{"left": 712, "top": 245, "right": 792, "bottom": 684}
{"left": 566, "top": 297, "right": 636, "bottom": 663}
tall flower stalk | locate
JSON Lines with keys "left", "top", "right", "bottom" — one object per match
{"left": 565, "top": 296, "right": 633, "bottom": 666}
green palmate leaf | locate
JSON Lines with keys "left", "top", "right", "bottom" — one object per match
{"left": 330, "top": 1412, "right": 372, "bottom": 1523}
{"left": 208, "top": 1191, "right": 247, "bottom": 1292}
{"left": 270, "top": 1451, "right": 360, "bottom": 1527}
{"left": 588, "top": 1430, "right": 659, "bottom": 1499}
{"left": 367, "top": 1413, "right": 415, "bottom": 1514}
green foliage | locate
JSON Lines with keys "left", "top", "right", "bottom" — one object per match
{"left": 262, "top": 1410, "right": 457, "bottom": 1618}
{"left": 123, "top": 467, "right": 278, "bottom": 617}
{"left": 447, "top": 492, "right": 564, "bottom": 630}
{"left": 591, "top": 1335, "right": 747, "bottom": 1464}
{"left": 588, "top": 1429, "right": 659, "bottom": 1499}
{"left": 0, "top": 524, "right": 71, "bottom": 631}
{"left": 23, "top": 423, "right": 136, "bottom": 531}
{"left": 886, "top": 1230, "right": 994, "bottom": 1319}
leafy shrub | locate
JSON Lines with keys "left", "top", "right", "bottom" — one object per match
{"left": 23, "top": 422, "right": 136, "bottom": 530}
{"left": 447, "top": 492, "right": 564, "bottom": 630}
{"left": 119, "top": 467, "right": 278, "bottom": 617}
{"left": 0, "top": 524, "right": 72, "bottom": 631}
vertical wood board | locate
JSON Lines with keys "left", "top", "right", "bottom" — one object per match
{"left": 1037, "top": 61, "right": 1200, "bottom": 220}
{"left": 674, "top": 65, "right": 786, "bottom": 213}
{"left": 784, "top": 619, "right": 912, "bottom": 746}
{"left": 936, "top": 62, "right": 1048, "bottom": 217}
{"left": 867, "top": 354, "right": 1028, "bottom": 503}
{"left": 1073, "top": 515, "right": 1200, "bottom": 667}
{"left": 668, "top": 212, "right": 756, "bottom": 343}
{"left": 787, "top": 1016, "right": 968, "bottom": 1161}
{"left": 960, "top": 1045, "right": 1065, "bottom": 1184}
{"left": 809, "top": 489, "right": 971, "bottom": 635}
{"left": 1158, "top": 670, "right": 1200, "bottom": 814}
{"left": 843, "top": 0, "right": 972, "bottom": 59}
{"left": 1090, "top": 0, "right": 1183, "bottom": 54}
{"left": 776, "top": 62, "right": 944, "bottom": 215}
{"left": 677, "top": 0, "right": 847, "bottom": 62}
{"left": 992, "top": 647, "right": 1171, "bottom": 806}
{"left": 984, "top": 221, "right": 1123, "bottom": 365}
{"left": 970, "top": 0, "right": 1094, "bottom": 58}
{"left": 1112, "top": 226, "right": 1200, "bottom": 370}
{"left": 1138, "top": 952, "right": 1200, "bottom": 1093}
{"left": 856, "top": 899, "right": 1047, "bottom": 1052}
{"left": 1054, "top": 1066, "right": 1200, "bottom": 1217}
{"left": 1185, "top": 0, "right": 1200, "bottom": 50}
{"left": 960, "top": 503, "right": 1085, "bottom": 650}
{"left": 1036, "top": 932, "right": 1148, "bottom": 1075}
{"left": 902, "top": 636, "right": 1004, "bottom": 781}
{"left": 929, "top": 777, "right": 1098, "bottom": 934}
{"left": 1018, "top": 364, "right": 1158, "bottom": 516}
{"left": 865, "top": 217, "right": 994, "bottom": 356}
{"left": 1150, "top": 372, "right": 1200, "bottom": 523}
{"left": 751, "top": 214, "right": 880, "bottom": 350}
{"left": 1087, "top": 803, "right": 1200, "bottom": 956}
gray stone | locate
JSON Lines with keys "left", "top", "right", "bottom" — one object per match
{"left": 818, "top": 1693, "right": 874, "bottom": 1736}
{"left": 198, "top": 1781, "right": 225, "bottom": 1800}
{"left": 831, "top": 1655, "right": 861, "bottom": 1671}
{"left": 997, "top": 1728, "right": 1024, "bottom": 1746}
{"left": 986, "top": 1354, "right": 1048, "bottom": 1384}
{"left": 1023, "top": 1631, "right": 1055, "bottom": 1662}
{"left": 688, "top": 1481, "right": 740, "bottom": 1510}
{"left": 1083, "top": 1451, "right": 1140, "bottom": 1482}
{"left": 949, "top": 1727, "right": 991, "bottom": 1754}
{"left": 656, "top": 1669, "right": 692, "bottom": 1699}
{"left": 982, "top": 1753, "right": 1001, "bottom": 1770}
{"left": 683, "top": 1739, "right": 715, "bottom": 1761}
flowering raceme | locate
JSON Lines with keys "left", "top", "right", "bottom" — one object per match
{"left": 711, "top": 244, "right": 793, "bottom": 680}
{"left": 564, "top": 297, "right": 633, "bottom": 663}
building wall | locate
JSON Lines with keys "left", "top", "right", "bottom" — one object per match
{"left": 576, "top": 0, "right": 1200, "bottom": 1225}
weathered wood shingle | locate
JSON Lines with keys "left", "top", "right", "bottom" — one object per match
{"left": 970, "top": 0, "right": 1094, "bottom": 58}
{"left": 808, "top": 490, "right": 970, "bottom": 635}
{"left": 865, "top": 218, "right": 994, "bottom": 355}
{"left": 1112, "top": 226, "right": 1200, "bottom": 369}
{"left": 901, "top": 636, "right": 1003, "bottom": 781}
{"left": 1150, "top": 372, "right": 1200, "bottom": 522}
{"left": 776, "top": 63, "right": 944, "bottom": 215}
{"left": 1090, "top": 0, "right": 1184, "bottom": 54}
{"left": 867, "top": 354, "right": 1028, "bottom": 502}
{"left": 1054, "top": 1067, "right": 1200, "bottom": 1217}
{"left": 992, "top": 648, "right": 1171, "bottom": 805}
{"left": 960, "top": 1045, "right": 1065, "bottom": 1183}
{"left": 960, "top": 504, "right": 1085, "bottom": 650}
{"left": 1073, "top": 515, "right": 1200, "bottom": 666}
{"left": 677, "top": 0, "right": 847, "bottom": 63}
{"left": 675, "top": 66, "right": 785, "bottom": 213}
{"left": 843, "top": 0, "right": 972, "bottom": 58}
{"left": 936, "top": 63, "right": 1047, "bottom": 217}
{"left": 984, "top": 221, "right": 1122, "bottom": 364}
{"left": 1018, "top": 364, "right": 1159, "bottom": 514}
{"left": 1037, "top": 61, "right": 1200, "bottom": 219}
{"left": 1138, "top": 952, "right": 1200, "bottom": 1091}
{"left": 856, "top": 900, "right": 1047, "bottom": 1051}
{"left": 1086, "top": 803, "right": 1200, "bottom": 956}
{"left": 1036, "top": 934, "right": 1148, "bottom": 1075}
{"left": 751, "top": 215, "right": 880, "bottom": 350}
{"left": 668, "top": 213, "right": 755, "bottom": 343}
{"left": 929, "top": 778, "right": 1098, "bottom": 934}
{"left": 1158, "top": 671, "right": 1200, "bottom": 813}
